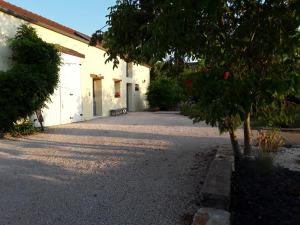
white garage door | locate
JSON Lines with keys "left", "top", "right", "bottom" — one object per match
{"left": 41, "top": 53, "right": 83, "bottom": 126}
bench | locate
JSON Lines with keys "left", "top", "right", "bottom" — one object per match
{"left": 110, "top": 108, "right": 127, "bottom": 116}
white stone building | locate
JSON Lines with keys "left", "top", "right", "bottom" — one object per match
{"left": 0, "top": 1, "right": 150, "bottom": 126}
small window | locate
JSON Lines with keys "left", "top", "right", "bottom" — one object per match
{"left": 114, "top": 80, "right": 121, "bottom": 98}
{"left": 135, "top": 84, "right": 139, "bottom": 91}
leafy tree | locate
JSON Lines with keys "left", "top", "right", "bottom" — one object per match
{"left": 0, "top": 25, "right": 60, "bottom": 133}
{"left": 90, "top": 0, "right": 210, "bottom": 65}
{"left": 203, "top": 0, "right": 300, "bottom": 154}
{"left": 150, "top": 61, "right": 185, "bottom": 81}
{"left": 92, "top": 0, "right": 300, "bottom": 156}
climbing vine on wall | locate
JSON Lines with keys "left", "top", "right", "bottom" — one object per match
{"left": 0, "top": 24, "right": 61, "bottom": 133}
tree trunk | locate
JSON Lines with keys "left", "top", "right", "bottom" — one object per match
{"left": 243, "top": 112, "right": 252, "bottom": 155}
{"left": 229, "top": 128, "right": 240, "bottom": 159}
{"left": 39, "top": 120, "right": 44, "bottom": 132}
{"left": 35, "top": 110, "right": 44, "bottom": 131}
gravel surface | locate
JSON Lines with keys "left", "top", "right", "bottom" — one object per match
{"left": 0, "top": 112, "right": 236, "bottom": 225}
{"left": 273, "top": 147, "right": 300, "bottom": 172}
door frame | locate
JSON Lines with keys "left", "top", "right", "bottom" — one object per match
{"left": 126, "top": 83, "right": 133, "bottom": 111}
{"left": 92, "top": 78, "right": 102, "bottom": 117}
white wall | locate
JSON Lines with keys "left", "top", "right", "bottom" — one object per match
{"left": 0, "top": 10, "right": 22, "bottom": 71}
{"left": 0, "top": 10, "right": 150, "bottom": 125}
{"left": 35, "top": 54, "right": 83, "bottom": 127}
{"left": 132, "top": 64, "right": 150, "bottom": 111}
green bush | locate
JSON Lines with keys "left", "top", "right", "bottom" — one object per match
{"left": 147, "top": 76, "right": 184, "bottom": 110}
{"left": 9, "top": 120, "right": 39, "bottom": 137}
{"left": 254, "top": 103, "right": 300, "bottom": 128}
{"left": 0, "top": 25, "right": 60, "bottom": 133}
{"left": 180, "top": 102, "right": 192, "bottom": 116}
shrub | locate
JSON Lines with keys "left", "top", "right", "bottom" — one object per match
{"left": 147, "top": 76, "right": 184, "bottom": 110}
{"left": 257, "top": 129, "right": 285, "bottom": 152}
{"left": 9, "top": 120, "right": 39, "bottom": 137}
{"left": 255, "top": 102, "right": 300, "bottom": 128}
{"left": 180, "top": 102, "right": 193, "bottom": 116}
{"left": 0, "top": 24, "right": 60, "bottom": 133}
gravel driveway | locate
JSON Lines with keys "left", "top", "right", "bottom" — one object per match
{"left": 0, "top": 112, "right": 233, "bottom": 225}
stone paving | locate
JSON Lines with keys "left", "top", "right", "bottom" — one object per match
{"left": 0, "top": 112, "right": 235, "bottom": 225}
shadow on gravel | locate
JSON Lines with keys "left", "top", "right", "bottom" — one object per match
{"left": 0, "top": 113, "right": 228, "bottom": 225}
{"left": 46, "top": 127, "right": 220, "bottom": 138}
{"left": 232, "top": 157, "right": 300, "bottom": 225}
{"left": 0, "top": 144, "right": 217, "bottom": 225}
{"left": 2, "top": 135, "right": 227, "bottom": 163}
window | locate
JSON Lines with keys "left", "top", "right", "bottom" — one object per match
{"left": 135, "top": 84, "right": 139, "bottom": 91}
{"left": 114, "top": 80, "right": 121, "bottom": 98}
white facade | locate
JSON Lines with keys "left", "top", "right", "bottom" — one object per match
{"left": 41, "top": 54, "right": 83, "bottom": 126}
{"left": 0, "top": 2, "right": 150, "bottom": 126}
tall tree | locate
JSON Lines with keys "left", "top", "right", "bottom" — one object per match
{"left": 92, "top": 0, "right": 300, "bottom": 155}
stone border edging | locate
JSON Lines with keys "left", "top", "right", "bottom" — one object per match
{"left": 253, "top": 127, "right": 300, "bottom": 133}
{"left": 192, "top": 146, "right": 234, "bottom": 225}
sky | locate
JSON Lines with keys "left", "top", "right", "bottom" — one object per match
{"left": 6, "top": 0, "right": 117, "bottom": 36}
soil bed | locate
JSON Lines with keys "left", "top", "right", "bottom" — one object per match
{"left": 232, "top": 157, "right": 300, "bottom": 225}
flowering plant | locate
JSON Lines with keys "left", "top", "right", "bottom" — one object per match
{"left": 223, "top": 71, "right": 230, "bottom": 80}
